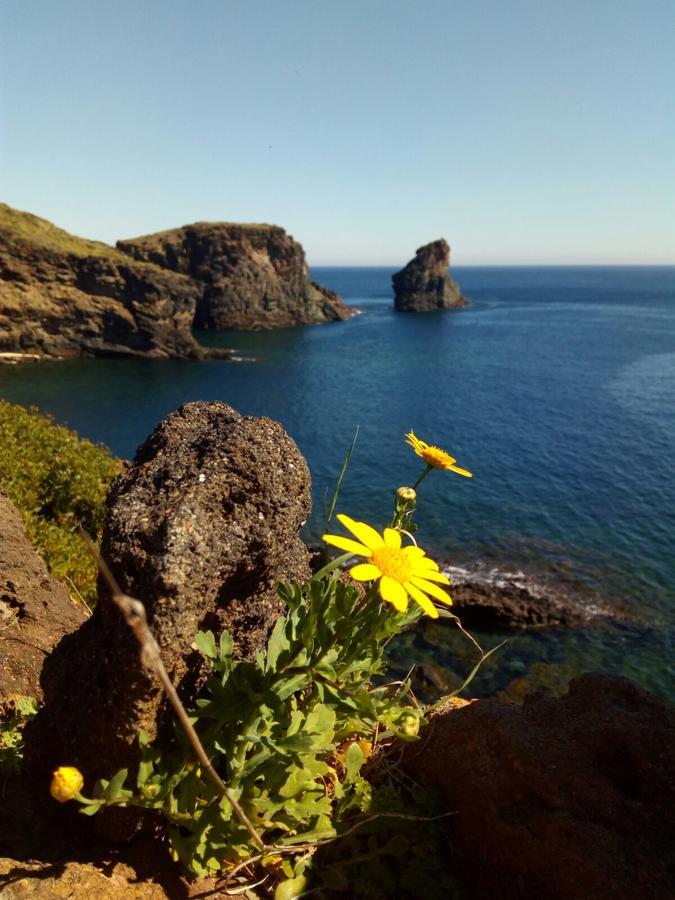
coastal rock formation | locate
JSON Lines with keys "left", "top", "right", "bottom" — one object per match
{"left": 30, "top": 402, "right": 312, "bottom": 791}
{"left": 0, "top": 490, "right": 85, "bottom": 702}
{"left": 403, "top": 674, "right": 675, "bottom": 900}
{"left": 450, "top": 577, "right": 628, "bottom": 627}
{"left": 392, "top": 239, "right": 469, "bottom": 312}
{"left": 117, "top": 222, "right": 354, "bottom": 330}
{"left": 0, "top": 204, "right": 205, "bottom": 360}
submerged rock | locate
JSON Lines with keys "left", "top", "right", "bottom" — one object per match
{"left": 118, "top": 222, "right": 354, "bottom": 330}
{"left": 0, "top": 490, "right": 85, "bottom": 703}
{"left": 29, "top": 401, "right": 312, "bottom": 793}
{"left": 0, "top": 203, "right": 205, "bottom": 360}
{"left": 392, "top": 239, "right": 469, "bottom": 312}
{"left": 404, "top": 674, "right": 675, "bottom": 899}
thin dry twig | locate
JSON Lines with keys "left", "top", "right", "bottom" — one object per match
{"left": 65, "top": 575, "right": 93, "bottom": 616}
{"left": 81, "top": 531, "right": 266, "bottom": 852}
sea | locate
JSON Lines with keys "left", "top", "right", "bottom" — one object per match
{"left": 2, "top": 266, "right": 674, "bottom": 701}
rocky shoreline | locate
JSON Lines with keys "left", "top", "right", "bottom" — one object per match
{"left": 0, "top": 204, "right": 353, "bottom": 361}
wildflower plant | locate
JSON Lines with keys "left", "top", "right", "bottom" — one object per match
{"left": 62, "top": 431, "right": 491, "bottom": 894}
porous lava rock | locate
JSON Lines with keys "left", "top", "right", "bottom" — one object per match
{"left": 0, "top": 490, "right": 85, "bottom": 702}
{"left": 403, "top": 674, "right": 675, "bottom": 900}
{"left": 392, "top": 238, "right": 469, "bottom": 312}
{"left": 30, "top": 402, "right": 312, "bottom": 791}
{"left": 117, "top": 222, "right": 354, "bottom": 330}
{"left": 0, "top": 203, "right": 205, "bottom": 360}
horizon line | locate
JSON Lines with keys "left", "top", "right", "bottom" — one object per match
{"left": 309, "top": 261, "right": 675, "bottom": 269}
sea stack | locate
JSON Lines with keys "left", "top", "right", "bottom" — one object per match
{"left": 392, "top": 238, "right": 469, "bottom": 312}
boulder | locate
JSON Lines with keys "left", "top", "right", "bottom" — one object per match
{"left": 450, "top": 577, "right": 628, "bottom": 628}
{"left": 0, "top": 489, "right": 85, "bottom": 703}
{"left": 0, "top": 203, "right": 205, "bottom": 360}
{"left": 403, "top": 674, "right": 675, "bottom": 899}
{"left": 29, "top": 402, "right": 312, "bottom": 791}
{"left": 118, "top": 222, "right": 354, "bottom": 330}
{"left": 392, "top": 239, "right": 469, "bottom": 312}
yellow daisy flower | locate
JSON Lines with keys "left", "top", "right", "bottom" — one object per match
{"left": 405, "top": 431, "right": 472, "bottom": 477}
{"left": 322, "top": 514, "right": 452, "bottom": 619}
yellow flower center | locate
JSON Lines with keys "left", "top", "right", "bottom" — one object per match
{"left": 371, "top": 546, "right": 414, "bottom": 583}
{"left": 421, "top": 446, "right": 454, "bottom": 468}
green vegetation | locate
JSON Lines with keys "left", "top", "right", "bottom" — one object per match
{"left": 64, "top": 438, "right": 485, "bottom": 896}
{"left": 0, "top": 401, "right": 122, "bottom": 605}
{"left": 0, "top": 202, "right": 127, "bottom": 262}
{"left": 0, "top": 696, "right": 38, "bottom": 783}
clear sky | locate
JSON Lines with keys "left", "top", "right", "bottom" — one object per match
{"left": 1, "top": 0, "right": 673, "bottom": 265}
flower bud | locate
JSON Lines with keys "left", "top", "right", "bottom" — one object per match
{"left": 396, "top": 487, "right": 416, "bottom": 503}
{"left": 50, "top": 766, "right": 83, "bottom": 802}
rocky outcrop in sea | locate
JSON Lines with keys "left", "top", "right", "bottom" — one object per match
{"left": 117, "top": 221, "right": 353, "bottom": 330}
{"left": 392, "top": 238, "right": 469, "bottom": 312}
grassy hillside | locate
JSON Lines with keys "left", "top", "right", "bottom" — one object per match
{"left": 0, "top": 202, "right": 127, "bottom": 262}
{"left": 0, "top": 401, "right": 123, "bottom": 606}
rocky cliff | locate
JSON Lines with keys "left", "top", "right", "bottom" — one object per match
{"left": 392, "top": 238, "right": 469, "bottom": 312}
{"left": 0, "top": 204, "right": 205, "bottom": 359}
{"left": 117, "top": 222, "right": 354, "bottom": 330}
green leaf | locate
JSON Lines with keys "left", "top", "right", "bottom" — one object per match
{"left": 79, "top": 802, "right": 103, "bottom": 816}
{"left": 344, "top": 741, "right": 364, "bottom": 782}
{"left": 103, "top": 768, "right": 128, "bottom": 801}
{"left": 266, "top": 616, "right": 290, "bottom": 672}
{"left": 194, "top": 631, "right": 217, "bottom": 659}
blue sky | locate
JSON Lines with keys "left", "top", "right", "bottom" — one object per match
{"left": 1, "top": 0, "right": 673, "bottom": 264}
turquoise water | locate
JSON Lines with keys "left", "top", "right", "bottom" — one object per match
{"left": 2, "top": 266, "right": 674, "bottom": 700}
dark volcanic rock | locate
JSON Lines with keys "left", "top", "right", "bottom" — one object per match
{"left": 403, "top": 674, "right": 675, "bottom": 900}
{"left": 0, "top": 490, "right": 86, "bottom": 703}
{"left": 118, "top": 222, "right": 354, "bottom": 330}
{"left": 0, "top": 204, "right": 205, "bottom": 360}
{"left": 392, "top": 238, "right": 469, "bottom": 312}
{"left": 450, "top": 577, "right": 627, "bottom": 628}
{"left": 30, "top": 402, "right": 312, "bottom": 791}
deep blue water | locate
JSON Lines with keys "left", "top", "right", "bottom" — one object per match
{"left": 2, "top": 266, "right": 674, "bottom": 700}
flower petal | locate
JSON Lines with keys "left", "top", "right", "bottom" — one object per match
{"left": 349, "top": 563, "right": 382, "bottom": 582}
{"left": 410, "top": 577, "right": 453, "bottom": 605}
{"left": 336, "top": 514, "right": 385, "bottom": 550}
{"left": 378, "top": 575, "right": 408, "bottom": 611}
{"left": 448, "top": 464, "right": 473, "bottom": 478}
{"left": 405, "top": 581, "right": 440, "bottom": 618}
{"left": 413, "top": 556, "right": 440, "bottom": 571}
{"left": 322, "top": 534, "right": 372, "bottom": 557}
{"left": 383, "top": 528, "right": 402, "bottom": 549}
{"left": 402, "top": 545, "right": 425, "bottom": 558}
{"left": 409, "top": 565, "right": 450, "bottom": 585}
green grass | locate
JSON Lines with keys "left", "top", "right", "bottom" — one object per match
{"left": 0, "top": 202, "right": 127, "bottom": 261}
{"left": 0, "top": 400, "right": 123, "bottom": 606}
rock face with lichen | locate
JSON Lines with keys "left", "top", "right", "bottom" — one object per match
{"left": 29, "top": 401, "right": 312, "bottom": 792}
{"left": 0, "top": 203, "right": 205, "bottom": 359}
{"left": 118, "top": 222, "right": 354, "bottom": 330}
{"left": 392, "top": 239, "right": 469, "bottom": 312}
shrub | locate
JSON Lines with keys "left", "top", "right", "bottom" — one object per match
{"left": 0, "top": 400, "right": 122, "bottom": 605}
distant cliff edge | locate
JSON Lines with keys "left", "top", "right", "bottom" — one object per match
{"left": 118, "top": 222, "right": 354, "bottom": 331}
{"left": 392, "top": 239, "right": 469, "bottom": 312}
{"left": 0, "top": 204, "right": 352, "bottom": 361}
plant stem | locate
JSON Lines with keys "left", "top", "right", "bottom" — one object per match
{"left": 412, "top": 464, "right": 433, "bottom": 491}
